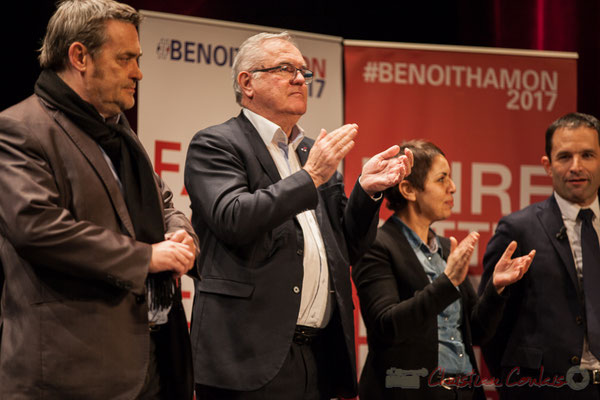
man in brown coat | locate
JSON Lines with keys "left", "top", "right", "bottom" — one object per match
{"left": 0, "top": 1, "right": 197, "bottom": 398}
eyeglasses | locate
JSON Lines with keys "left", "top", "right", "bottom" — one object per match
{"left": 250, "top": 63, "right": 314, "bottom": 84}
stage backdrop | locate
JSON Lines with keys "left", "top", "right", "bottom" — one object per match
{"left": 137, "top": 11, "right": 344, "bottom": 322}
{"left": 344, "top": 40, "right": 577, "bottom": 397}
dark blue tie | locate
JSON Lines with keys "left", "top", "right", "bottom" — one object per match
{"left": 579, "top": 208, "right": 600, "bottom": 359}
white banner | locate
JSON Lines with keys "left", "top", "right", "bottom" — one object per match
{"left": 138, "top": 11, "right": 344, "bottom": 321}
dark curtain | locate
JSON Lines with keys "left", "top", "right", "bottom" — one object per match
{"left": 457, "top": 0, "right": 599, "bottom": 118}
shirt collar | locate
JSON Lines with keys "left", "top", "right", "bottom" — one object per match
{"left": 243, "top": 108, "right": 305, "bottom": 151}
{"left": 392, "top": 215, "right": 440, "bottom": 254}
{"left": 554, "top": 191, "right": 600, "bottom": 222}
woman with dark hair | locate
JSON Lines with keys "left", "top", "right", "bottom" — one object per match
{"left": 353, "top": 140, "right": 536, "bottom": 400}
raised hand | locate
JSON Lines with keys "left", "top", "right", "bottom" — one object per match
{"left": 444, "top": 231, "right": 480, "bottom": 286}
{"left": 360, "top": 147, "right": 413, "bottom": 196}
{"left": 492, "top": 241, "right": 535, "bottom": 294}
{"left": 303, "top": 124, "right": 358, "bottom": 188}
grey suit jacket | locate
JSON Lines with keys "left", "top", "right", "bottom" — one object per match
{"left": 184, "top": 112, "right": 381, "bottom": 397}
{"left": 0, "top": 95, "right": 195, "bottom": 400}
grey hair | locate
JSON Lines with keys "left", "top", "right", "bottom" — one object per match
{"left": 232, "top": 31, "right": 297, "bottom": 105}
{"left": 39, "top": 0, "right": 142, "bottom": 71}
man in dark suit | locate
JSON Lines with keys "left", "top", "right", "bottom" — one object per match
{"left": 0, "top": 1, "right": 197, "bottom": 398}
{"left": 184, "top": 32, "right": 413, "bottom": 399}
{"left": 480, "top": 112, "right": 600, "bottom": 399}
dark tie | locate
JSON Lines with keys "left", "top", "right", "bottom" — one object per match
{"left": 579, "top": 208, "right": 600, "bottom": 358}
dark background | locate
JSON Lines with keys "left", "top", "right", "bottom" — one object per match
{"left": 6, "top": 0, "right": 599, "bottom": 121}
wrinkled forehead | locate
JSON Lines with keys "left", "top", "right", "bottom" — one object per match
{"left": 259, "top": 39, "right": 305, "bottom": 66}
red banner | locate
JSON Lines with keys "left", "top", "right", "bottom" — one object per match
{"left": 344, "top": 41, "right": 577, "bottom": 398}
